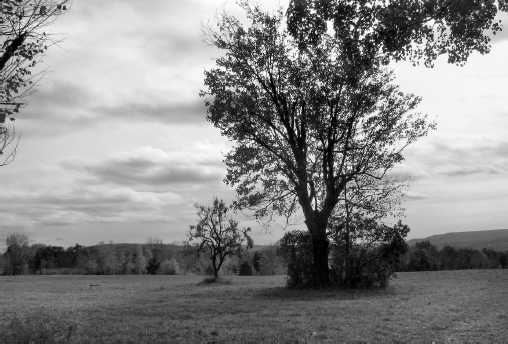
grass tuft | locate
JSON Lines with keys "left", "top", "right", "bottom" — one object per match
{"left": 0, "top": 308, "right": 79, "bottom": 343}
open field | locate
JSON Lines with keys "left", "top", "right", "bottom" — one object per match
{"left": 1, "top": 270, "right": 507, "bottom": 341}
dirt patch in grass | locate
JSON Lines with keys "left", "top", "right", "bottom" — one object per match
{"left": 0, "top": 271, "right": 507, "bottom": 341}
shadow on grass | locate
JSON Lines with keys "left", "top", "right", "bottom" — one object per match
{"left": 257, "top": 285, "right": 396, "bottom": 301}
{"left": 196, "top": 276, "right": 233, "bottom": 286}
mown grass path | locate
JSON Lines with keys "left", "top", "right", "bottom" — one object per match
{"left": 1, "top": 270, "right": 507, "bottom": 341}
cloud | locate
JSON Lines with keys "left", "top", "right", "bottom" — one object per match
{"left": 14, "top": 0, "right": 223, "bottom": 135}
{"left": 93, "top": 100, "right": 208, "bottom": 124}
{"left": 19, "top": 78, "right": 208, "bottom": 126}
{"left": 436, "top": 164, "right": 504, "bottom": 177}
{"left": 404, "top": 191, "right": 430, "bottom": 200}
{"left": 402, "top": 139, "right": 508, "bottom": 179}
{"left": 0, "top": 185, "right": 182, "bottom": 227}
{"left": 388, "top": 163, "right": 431, "bottom": 182}
{"left": 60, "top": 145, "right": 226, "bottom": 188}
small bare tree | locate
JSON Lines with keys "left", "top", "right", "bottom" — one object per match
{"left": 1, "top": 0, "right": 71, "bottom": 165}
{"left": 185, "top": 197, "right": 253, "bottom": 280}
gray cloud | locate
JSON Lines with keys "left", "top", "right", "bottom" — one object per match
{"left": 94, "top": 100, "right": 208, "bottom": 124}
{"left": 84, "top": 160, "right": 223, "bottom": 186}
{"left": 60, "top": 146, "right": 226, "bottom": 188}
{"left": 406, "top": 139, "right": 508, "bottom": 178}
{"left": 0, "top": 186, "right": 181, "bottom": 227}
{"left": 20, "top": 79, "right": 208, "bottom": 124}
{"left": 404, "top": 191, "right": 430, "bottom": 200}
{"left": 436, "top": 164, "right": 504, "bottom": 177}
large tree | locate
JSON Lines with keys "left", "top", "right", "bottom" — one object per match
{"left": 1, "top": 0, "right": 70, "bottom": 165}
{"left": 201, "top": 2, "right": 433, "bottom": 286}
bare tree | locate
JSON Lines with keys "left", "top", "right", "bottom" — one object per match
{"left": 185, "top": 197, "right": 254, "bottom": 280}
{"left": 0, "top": 0, "right": 71, "bottom": 165}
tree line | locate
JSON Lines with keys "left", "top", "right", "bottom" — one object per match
{"left": 398, "top": 241, "right": 508, "bottom": 272}
{"left": 0, "top": 232, "right": 283, "bottom": 277}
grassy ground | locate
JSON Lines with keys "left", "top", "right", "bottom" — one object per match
{"left": 1, "top": 270, "right": 507, "bottom": 341}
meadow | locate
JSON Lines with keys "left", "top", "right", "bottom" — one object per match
{"left": 1, "top": 270, "right": 507, "bottom": 341}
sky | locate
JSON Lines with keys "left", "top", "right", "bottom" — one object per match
{"left": 1, "top": 0, "right": 507, "bottom": 250}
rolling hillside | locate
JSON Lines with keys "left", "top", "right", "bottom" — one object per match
{"left": 407, "top": 229, "right": 508, "bottom": 251}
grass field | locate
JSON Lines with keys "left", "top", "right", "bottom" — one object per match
{"left": 1, "top": 270, "right": 507, "bottom": 341}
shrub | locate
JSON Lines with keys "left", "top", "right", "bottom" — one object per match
{"left": 159, "top": 259, "right": 181, "bottom": 275}
{"left": 146, "top": 257, "right": 161, "bottom": 275}
{"left": 329, "top": 219, "right": 409, "bottom": 288}
{"left": 279, "top": 220, "right": 409, "bottom": 289}
{"left": 204, "top": 264, "right": 215, "bottom": 276}
{"left": 278, "top": 230, "right": 316, "bottom": 288}
{"left": 238, "top": 261, "right": 254, "bottom": 276}
{"left": 329, "top": 236, "right": 407, "bottom": 288}
{"left": 500, "top": 252, "right": 508, "bottom": 269}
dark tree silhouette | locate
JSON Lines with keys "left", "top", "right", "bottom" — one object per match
{"left": 201, "top": 2, "right": 433, "bottom": 286}
{"left": 185, "top": 197, "right": 253, "bottom": 280}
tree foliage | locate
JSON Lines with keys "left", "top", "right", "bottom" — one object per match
{"left": 184, "top": 197, "right": 254, "bottom": 279}
{"left": 201, "top": 1, "right": 432, "bottom": 286}
{"left": 278, "top": 230, "right": 316, "bottom": 288}
{"left": 239, "top": 260, "right": 254, "bottom": 276}
{"left": 287, "top": 0, "right": 507, "bottom": 68}
{"left": 329, "top": 215, "right": 409, "bottom": 288}
{"left": 1, "top": 0, "right": 71, "bottom": 165}
{"left": 4, "top": 232, "right": 31, "bottom": 275}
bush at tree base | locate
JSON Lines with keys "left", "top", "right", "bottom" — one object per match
{"left": 278, "top": 230, "right": 316, "bottom": 288}
{"left": 329, "top": 232, "right": 408, "bottom": 288}
{"left": 279, "top": 222, "right": 409, "bottom": 289}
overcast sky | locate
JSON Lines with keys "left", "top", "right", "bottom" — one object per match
{"left": 1, "top": 0, "right": 507, "bottom": 250}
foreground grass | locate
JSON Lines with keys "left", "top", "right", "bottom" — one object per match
{"left": 0, "top": 270, "right": 507, "bottom": 341}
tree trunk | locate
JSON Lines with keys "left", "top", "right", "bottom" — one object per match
{"left": 311, "top": 233, "right": 330, "bottom": 287}
{"left": 305, "top": 213, "right": 330, "bottom": 286}
{"left": 212, "top": 256, "right": 219, "bottom": 280}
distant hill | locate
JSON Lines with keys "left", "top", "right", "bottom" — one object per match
{"left": 407, "top": 229, "right": 508, "bottom": 252}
